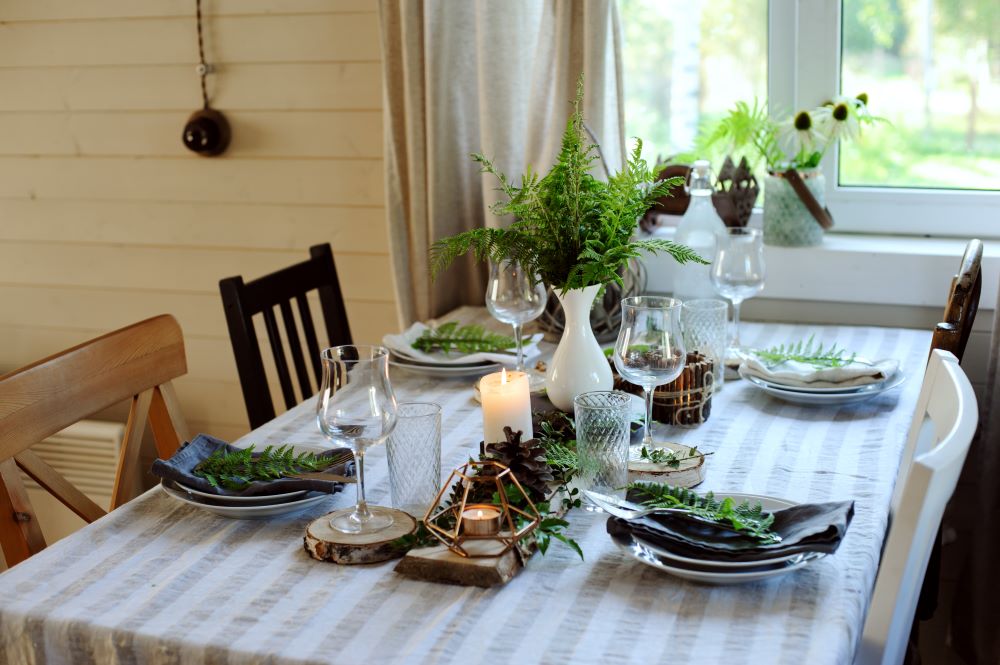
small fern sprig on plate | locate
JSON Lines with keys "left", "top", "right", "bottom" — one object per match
{"left": 410, "top": 322, "right": 515, "bottom": 355}
{"left": 753, "top": 335, "right": 857, "bottom": 369}
{"left": 627, "top": 482, "right": 779, "bottom": 544}
{"left": 193, "top": 445, "right": 348, "bottom": 491}
{"left": 637, "top": 445, "right": 710, "bottom": 469}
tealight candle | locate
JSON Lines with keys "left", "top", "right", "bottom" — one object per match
{"left": 460, "top": 504, "right": 502, "bottom": 536}
{"left": 480, "top": 368, "right": 533, "bottom": 444}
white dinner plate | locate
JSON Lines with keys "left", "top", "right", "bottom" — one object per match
{"left": 389, "top": 354, "right": 502, "bottom": 377}
{"left": 175, "top": 482, "right": 309, "bottom": 505}
{"left": 740, "top": 365, "right": 895, "bottom": 394}
{"left": 740, "top": 369, "right": 906, "bottom": 405}
{"left": 161, "top": 481, "right": 331, "bottom": 519}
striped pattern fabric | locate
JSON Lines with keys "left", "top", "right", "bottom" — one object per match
{"left": 0, "top": 321, "right": 930, "bottom": 665}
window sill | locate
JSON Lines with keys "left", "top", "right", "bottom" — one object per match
{"left": 642, "top": 218, "right": 997, "bottom": 310}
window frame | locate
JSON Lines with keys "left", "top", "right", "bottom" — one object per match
{"left": 767, "top": 0, "right": 1000, "bottom": 239}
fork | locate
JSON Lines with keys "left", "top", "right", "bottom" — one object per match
{"left": 584, "top": 490, "right": 780, "bottom": 541}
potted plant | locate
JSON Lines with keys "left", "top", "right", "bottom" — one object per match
{"left": 430, "top": 80, "right": 706, "bottom": 411}
{"left": 699, "top": 96, "right": 880, "bottom": 246}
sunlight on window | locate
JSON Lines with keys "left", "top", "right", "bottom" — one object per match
{"left": 620, "top": 0, "right": 768, "bottom": 165}
{"left": 840, "top": 0, "right": 1000, "bottom": 190}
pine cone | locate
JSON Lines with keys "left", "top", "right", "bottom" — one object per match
{"left": 483, "top": 426, "right": 554, "bottom": 501}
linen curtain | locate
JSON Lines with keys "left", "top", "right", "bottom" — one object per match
{"left": 379, "top": 0, "right": 626, "bottom": 324}
{"left": 951, "top": 298, "right": 1000, "bottom": 664}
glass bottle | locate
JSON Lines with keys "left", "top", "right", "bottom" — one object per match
{"left": 672, "top": 160, "right": 727, "bottom": 301}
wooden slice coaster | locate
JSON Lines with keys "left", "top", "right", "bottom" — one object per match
{"left": 304, "top": 508, "right": 417, "bottom": 565}
{"left": 628, "top": 441, "right": 706, "bottom": 488}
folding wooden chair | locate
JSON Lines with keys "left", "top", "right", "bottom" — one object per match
{"left": 0, "top": 315, "right": 189, "bottom": 567}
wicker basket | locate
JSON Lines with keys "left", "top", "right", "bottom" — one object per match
{"left": 612, "top": 352, "right": 714, "bottom": 427}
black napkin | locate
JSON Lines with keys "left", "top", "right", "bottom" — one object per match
{"left": 607, "top": 500, "right": 854, "bottom": 562}
{"left": 151, "top": 433, "right": 353, "bottom": 497}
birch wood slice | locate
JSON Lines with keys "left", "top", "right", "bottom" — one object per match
{"left": 395, "top": 542, "right": 521, "bottom": 588}
{"left": 628, "top": 442, "right": 706, "bottom": 488}
{"left": 304, "top": 509, "right": 416, "bottom": 565}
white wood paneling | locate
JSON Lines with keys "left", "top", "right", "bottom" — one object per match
{"left": 0, "top": 0, "right": 397, "bottom": 444}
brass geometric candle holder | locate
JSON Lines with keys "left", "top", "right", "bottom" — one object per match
{"left": 422, "top": 460, "right": 541, "bottom": 558}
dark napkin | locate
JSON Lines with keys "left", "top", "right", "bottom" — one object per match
{"left": 151, "top": 433, "right": 353, "bottom": 497}
{"left": 607, "top": 500, "right": 854, "bottom": 563}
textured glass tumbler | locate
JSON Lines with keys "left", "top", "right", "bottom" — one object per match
{"left": 682, "top": 299, "right": 729, "bottom": 391}
{"left": 574, "top": 391, "right": 632, "bottom": 510}
{"left": 386, "top": 402, "right": 441, "bottom": 517}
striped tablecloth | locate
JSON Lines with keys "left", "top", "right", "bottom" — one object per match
{"left": 0, "top": 321, "right": 931, "bottom": 665}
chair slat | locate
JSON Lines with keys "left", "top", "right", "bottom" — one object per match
{"left": 111, "top": 389, "right": 153, "bottom": 510}
{"left": 0, "top": 458, "right": 46, "bottom": 565}
{"left": 297, "top": 294, "right": 323, "bottom": 387}
{"left": 279, "top": 300, "right": 313, "bottom": 400}
{"left": 15, "top": 450, "right": 106, "bottom": 523}
{"left": 263, "top": 307, "right": 297, "bottom": 411}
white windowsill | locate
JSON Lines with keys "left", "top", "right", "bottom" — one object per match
{"left": 642, "top": 214, "right": 998, "bottom": 310}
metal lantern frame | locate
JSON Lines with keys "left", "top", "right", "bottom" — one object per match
{"left": 422, "top": 460, "right": 541, "bottom": 559}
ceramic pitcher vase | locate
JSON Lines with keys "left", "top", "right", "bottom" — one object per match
{"left": 763, "top": 169, "right": 825, "bottom": 247}
{"left": 545, "top": 284, "right": 613, "bottom": 411}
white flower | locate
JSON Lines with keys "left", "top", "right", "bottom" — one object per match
{"left": 818, "top": 98, "right": 861, "bottom": 142}
{"left": 778, "top": 110, "right": 826, "bottom": 158}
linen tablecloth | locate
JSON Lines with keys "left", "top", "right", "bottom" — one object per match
{"left": 0, "top": 321, "right": 931, "bottom": 665}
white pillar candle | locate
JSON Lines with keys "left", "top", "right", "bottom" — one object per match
{"left": 480, "top": 369, "right": 533, "bottom": 444}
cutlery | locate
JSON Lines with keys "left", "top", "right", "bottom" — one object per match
{"left": 584, "top": 490, "right": 781, "bottom": 541}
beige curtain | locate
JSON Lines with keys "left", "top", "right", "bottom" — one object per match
{"left": 379, "top": 0, "right": 625, "bottom": 324}
{"left": 951, "top": 297, "right": 1000, "bottom": 664}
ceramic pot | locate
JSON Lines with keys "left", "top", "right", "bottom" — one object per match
{"left": 545, "top": 284, "right": 613, "bottom": 411}
{"left": 763, "top": 169, "right": 825, "bottom": 247}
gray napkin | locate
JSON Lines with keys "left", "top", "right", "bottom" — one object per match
{"left": 151, "top": 433, "right": 352, "bottom": 497}
{"left": 607, "top": 500, "right": 854, "bottom": 562}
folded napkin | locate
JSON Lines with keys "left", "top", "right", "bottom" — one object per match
{"left": 607, "top": 500, "right": 854, "bottom": 563}
{"left": 741, "top": 355, "right": 899, "bottom": 389}
{"left": 151, "top": 434, "right": 352, "bottom": 497}
{"left": 383, "top": 322, "right": 543, "bottom": 366}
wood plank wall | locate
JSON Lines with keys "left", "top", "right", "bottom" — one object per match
{"left": 0, "top": 0, "right": 397, "bottom": 441}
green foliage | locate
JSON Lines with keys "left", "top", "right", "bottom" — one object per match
{"left": 627, "top": 482, "right": 779, "bottom": 544}
{"left": 637, "top": 445, "right": 709, "bottom": 469}
{"left": 688, "top": 99, "right": 783, "bottom": 171}
{"left": 430, "top": 76, "right": 707, "bottom": 293}
{"left": 753, "top": 335, "right": 857, "bottom": 369}
{"left": 411, "top": 321, "right": 515, "bottom": 355}
{"left": 193, "top": 445, "right": 347, "bottom": 491}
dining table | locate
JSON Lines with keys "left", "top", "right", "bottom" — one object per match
{"left": 0, "top": 310, "right": 932, "bottom": 665}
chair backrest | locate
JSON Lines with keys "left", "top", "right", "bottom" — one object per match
{"left": 219, "top": 243, "right": 352, "bottom": 429}
{"left": 857, "top": 350, "right": 978, "bottom": 665}
{"left": 931, "top": 239, "right": 982, "bottom": 362}
{"left": 0, "top": 315, "right": 189, "bottom": 567}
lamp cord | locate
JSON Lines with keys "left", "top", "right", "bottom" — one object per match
{"left": 195, "top": 0, "right": 209, "bottom": 109}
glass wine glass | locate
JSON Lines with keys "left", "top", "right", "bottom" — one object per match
{"left": 612, "top": 297, "right": 686, "bottom": 448}
{"left": 485, "top": 259, "right": 547, "bottom": 386}
{"left": 710, "top": 227, "right": 765, "bottom": 352}
{"left": 317, "top": 345, "right": 398, "bottom": 534}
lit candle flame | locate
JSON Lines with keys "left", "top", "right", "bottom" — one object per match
{"left": 501, "top": 367, "right": 508, "bottom": 384}
{"left": 476, "top": 510, "right": 484, "bottom": 518}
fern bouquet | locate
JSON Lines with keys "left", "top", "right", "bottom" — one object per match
{"left": 430, "top": 79, "right": 707, "bottom": 292}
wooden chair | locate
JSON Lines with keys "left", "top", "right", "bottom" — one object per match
{"left": 857, "top": 350, "right": 978, "bottom": 665}
{"left": 931, "top": 239, "right": 982, "bottom": 362}
{"left": 0, "top": 315, "right": 190, "bottom": 567}
{"left": 219, "top": 243, "right": 352, "bottom": 429}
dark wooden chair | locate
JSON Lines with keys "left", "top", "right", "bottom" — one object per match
{"left": 219, "top": 243, "right": 353, "bottom": 429}
{"left": 0, "top": 315, "right": 189, "bottom": 567}
{"left": 915, "top": 238, "right": 983, "bottom": 627}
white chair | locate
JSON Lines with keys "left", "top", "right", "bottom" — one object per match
{"left": 856, "top": 350, "right": 978, "bottom": 665}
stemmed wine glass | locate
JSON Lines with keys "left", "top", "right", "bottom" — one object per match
{"left": 710, "top": 228, "right": 765, "bottom": 352}
{"left": 612, "top": 297, "right": 686, "bottom": 448}
{"left": 485, "top": 259, "right": 547, "bottom": 386}
{"left": 317, "top": 345, "right": 398, "bottom": 534}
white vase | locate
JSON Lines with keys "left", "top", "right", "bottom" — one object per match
{"left": 545, "top": 284, "right": 613, "bottom": 411}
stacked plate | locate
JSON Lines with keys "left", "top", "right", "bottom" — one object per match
{"left": 388, "top": 350, "right": 502, "bottom": 378}
{"left": 610, "top": 493, "right": 825, "bottom": 585}
{"left": 160, "top": 481, "right": 331, "bottom": 520}
{"left": 739, "top": 366, "right": 906, "bottom": 405}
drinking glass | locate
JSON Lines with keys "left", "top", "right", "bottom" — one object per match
{"left": 574, "top": 391, "right": 632, "bottom": 509}
{"left": 682, "top": 299, "right": 729, "bottom": 391}
{"left": 387, "top": 402, "right": 441, "bottom": 517}
{"left": 710, "top": 227, "right": 765, "bottom": 351}
{"left": 612, "top": 296, "right": 686, "bottom": 448}
{"left": 317, "top": 345, "right": 398, "bottom": 534}
{"left": 485, "top": 259, "right": 547, "bottom": 385}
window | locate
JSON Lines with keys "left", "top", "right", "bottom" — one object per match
{"left": 621, "top": 0, "right": 1000, "bottom": 238}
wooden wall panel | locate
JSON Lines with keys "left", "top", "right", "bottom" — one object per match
{"left": 0, "top": 1, "right": 398, "bottom": 444}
